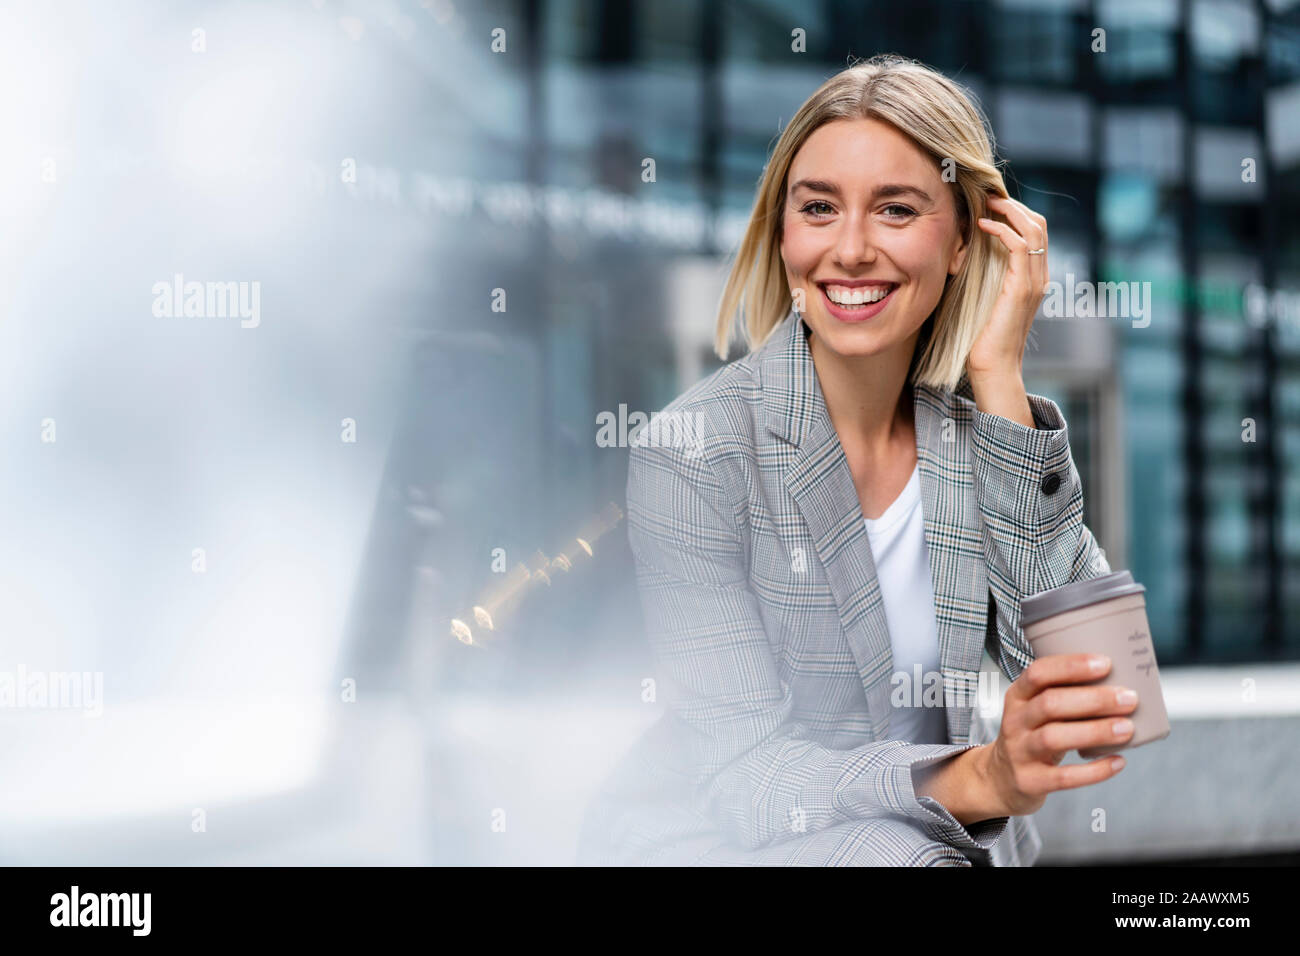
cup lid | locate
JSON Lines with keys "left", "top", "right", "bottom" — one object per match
{"left": 1019, "top": 570, "right": 1146, "bottom": 628}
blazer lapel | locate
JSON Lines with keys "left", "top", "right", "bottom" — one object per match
{"left": 761, "top": 309, "right": 989, "bottom": 745}
{"left": 913, "top": 383, "right": 991, "bottom": 745}
{"left": 762, "top": 311, "right": 895, "bottom": 742}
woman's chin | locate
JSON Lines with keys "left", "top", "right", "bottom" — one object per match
{"left": 808, "top": 320, "right": 891, "bottom": 357}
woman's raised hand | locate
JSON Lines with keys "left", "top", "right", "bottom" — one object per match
{"left": 967, "top": 194, "right": 1048, "bottom": 384}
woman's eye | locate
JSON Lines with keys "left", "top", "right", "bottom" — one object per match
{"left": 798, "top": 200, "right": 914, "bottom": 219}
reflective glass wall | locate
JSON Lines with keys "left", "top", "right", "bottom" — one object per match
{"left": 521, "top": 0, "right": 1300, "bottom": 666}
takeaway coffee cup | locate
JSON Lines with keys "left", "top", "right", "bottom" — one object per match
{"left": 1019, "top": 570, "right": 1170, "bottom": 757}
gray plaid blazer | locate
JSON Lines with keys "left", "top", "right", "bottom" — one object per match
{"left": 578, "top": 309, "right": 1111, "bottom": 866}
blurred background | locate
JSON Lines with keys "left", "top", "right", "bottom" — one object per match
{"left": 1, "top": 0, "right": 1297, "bottom": 866}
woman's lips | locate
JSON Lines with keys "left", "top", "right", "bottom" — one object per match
{"left": 819, "top": 283, "right": 897, "bottom": 323}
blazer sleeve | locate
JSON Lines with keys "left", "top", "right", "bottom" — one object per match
{"left": 970, "top": 391, "right": 1113, "bottom": 681}
{"left": 626, "top": 435, "right": 1011, "bottom": 861}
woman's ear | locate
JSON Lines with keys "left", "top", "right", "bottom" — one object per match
{"left": 947, "top": 221, "right": 971, "bottom": 277}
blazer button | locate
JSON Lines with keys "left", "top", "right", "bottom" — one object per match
{"left": 1040, "top": 472, "right": 1062, "bottom": 495}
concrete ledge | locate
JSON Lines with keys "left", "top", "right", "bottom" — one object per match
{"left": 3, "top": 663, "right": 1293, "bottom": 865}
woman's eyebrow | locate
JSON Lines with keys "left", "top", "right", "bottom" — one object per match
{"left": 789, "top": 179, "right": 932, "bottom": 203}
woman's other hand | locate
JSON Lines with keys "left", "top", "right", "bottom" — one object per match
{"left": 980, "top": 653, "right": 1138, "bottom": 817}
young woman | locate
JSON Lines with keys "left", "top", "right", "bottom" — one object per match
{"left": 578, "top": 54, "right": 1138, "bottom": 866}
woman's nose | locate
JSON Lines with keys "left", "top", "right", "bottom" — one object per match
{"left": 834, "top": 216, "right": 878, "bottom": 267}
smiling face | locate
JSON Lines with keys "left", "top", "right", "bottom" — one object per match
{"left": 780, "top": 117, "right": 971, "bottom": 366}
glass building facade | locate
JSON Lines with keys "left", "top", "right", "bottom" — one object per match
{"left": 414, "top": 0, "right": 1299, "bottom": 674}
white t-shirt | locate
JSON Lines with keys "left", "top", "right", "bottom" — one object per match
{"left": 863, "top": 462, "right": 948, "bottom": 745}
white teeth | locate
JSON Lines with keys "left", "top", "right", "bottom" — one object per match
{"left": 825, "top": 284, "right": 893, "bottom": 306}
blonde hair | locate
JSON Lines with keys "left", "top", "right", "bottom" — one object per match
{"left": 714, "top": 53, "right": 1011, "bottom": 391}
